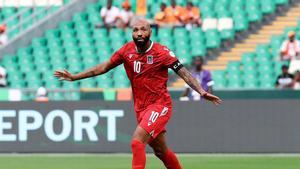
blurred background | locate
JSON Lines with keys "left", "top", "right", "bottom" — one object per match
{"left": 0, "top": 0, "right": 300, "bottom": 168}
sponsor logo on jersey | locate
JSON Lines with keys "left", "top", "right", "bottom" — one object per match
{"left": 160, "top": 107, "right": 168, "bottom": 116}
{"left": 147, "top": 55, "right": 153, "bottom": 64}
{"left": 169, "top": 51, "right": 176, "bottom": 57}
{"left": 150, "top": 130, "right": 155, "bottom": 136}
{"left": 129, "top": 54, "right": 134, "bottom": 59}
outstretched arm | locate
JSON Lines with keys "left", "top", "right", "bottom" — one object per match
{"left": 176, "top": 67, "right": 222, "bottom": 105}
{"left": 54, "top": 61, "right": 116, "bottom": 81}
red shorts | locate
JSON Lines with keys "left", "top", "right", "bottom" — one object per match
{"left": 138, "top": 105, "right": 172, "bottom": 143}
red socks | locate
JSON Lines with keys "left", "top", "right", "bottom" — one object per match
{"left": 131, "top": 139, "right": 146, "bottom": 169}
{"left": 131, "top": 139, "right": 182, "bottom": 169}
{"left": 160, "top": 149, "right": 182, "bottom": 169}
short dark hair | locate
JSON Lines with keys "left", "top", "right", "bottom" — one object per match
{"left": 187, "top": 2, "right": 193, "bottom": 6}
{"left": 194, "top": 56, "right": 204, "bottom": 62}
{"left": 282, "top": 65, "right": 288, "bottom": 69}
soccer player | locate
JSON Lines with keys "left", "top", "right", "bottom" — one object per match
{"left": 54, "top": 19, "right": 222, "bottom": 169}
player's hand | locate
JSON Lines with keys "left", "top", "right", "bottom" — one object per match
{"left": 54, "top": 69, "right": 74, "bottom": 81}
{"left": 202, "top": 93, "right": 222, "bottom": 105}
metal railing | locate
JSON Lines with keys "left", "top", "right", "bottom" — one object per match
{"left": 1, "top": 0, "right": 67, "bottom": 40}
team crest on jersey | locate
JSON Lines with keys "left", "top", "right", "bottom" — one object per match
{"left": 129, "top": 54, "right": 134, "bottom": 59}
{"left": 147, "top": 55, "right": 153, "bottom": 64}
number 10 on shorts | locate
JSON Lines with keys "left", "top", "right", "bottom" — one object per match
{"left": 149, "top": 111, "right": 159, "bottom": 123}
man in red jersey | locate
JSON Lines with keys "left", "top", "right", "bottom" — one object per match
{"left": 54, "top": 18, "right": 222, "bottom": 169}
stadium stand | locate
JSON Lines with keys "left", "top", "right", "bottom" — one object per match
{"left": 173, "top": 0, "right": 296, "bottom": 89}
{"left": 0, "top": 0, "right": 70, "bottom": 39}
{"left": 208, "top": 3, "right": 300, "bottom": 89}
{"left": 0, "top": 0, "right": 296, "bottom": 100}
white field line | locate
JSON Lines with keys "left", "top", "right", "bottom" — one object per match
{"left": 0, "top": 153, "right": 300, "bottom": 157}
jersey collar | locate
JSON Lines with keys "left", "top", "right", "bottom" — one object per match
{"left": 135, "top": 41, "right": 153, "bottom": 54}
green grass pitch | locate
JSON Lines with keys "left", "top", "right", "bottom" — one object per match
{"left": 1, "top": 154, "right": 300, "bottom": 169}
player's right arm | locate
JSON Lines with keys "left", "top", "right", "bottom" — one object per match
{"left": 54, "top": 61, "right": 116, "bottom": 81}
{"left": 55, "top": 44, "right": 126, "bottom": 81}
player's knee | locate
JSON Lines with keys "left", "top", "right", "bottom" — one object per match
{"left": 131, "top": 139, "right": 145, "bottom": 151}
{"left": 153, "top": 147, "right": 164, "bottom": 158}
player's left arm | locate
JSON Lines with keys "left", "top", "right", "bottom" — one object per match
{"left": 172, "top": 63, "right": 222, "bottom": 105}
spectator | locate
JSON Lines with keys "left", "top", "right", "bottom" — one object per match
{"left": 182, "top": 2, "right": 201, "bottom": 30}
{"left": 0, "top": 24, "right": 8, "bottom": 46}
{"left": 181, "top": 57, "right": 214, "bottom": 101}
{"left": 164, "top": 0, "right": 185, "bottom": 26}
{"left": 0, "top": 65, "right": 7, "bottom": 87}
{"left": 117, "top": 0, "right": 134, "bottom": 28}
{"left": 35, "top": 87, "right": 49, "bottom": 102}
{"left": 275, "top": 65, "right": 294, "bottom": 89}
{"left": 100, "top": 0, "right": 120, "bottom": 29}
{"left": 154, "top": 3, "right": 168, "bottom": 26}
{"left": 293, "top": 71, "right": 300, "bottom": 90}
{"left": 280, "top": 31, "right": 300, "bottom": 61}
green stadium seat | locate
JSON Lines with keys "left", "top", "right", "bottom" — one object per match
{"left": 65, "top": 92, "right": 80, "bottom": 100}
{"left": 80, "top": 78, "right": 96, "bottom": 88}
{"left": 73, "top": 12, "right": 88, "bottom": 22}
{"left": 241, "top": 53, "right": 255, "bottom": 63}
{"left": 158, "top": 28, "right": 172, "bottom": 40}
{"left": 243, "top": 74, "right": 259, "bottom": 88}
{"left": 227, "top": 62, "right": 241, "bottom": 72}
{"left": 261, "top": 0, "right": 276, "bottom": 14}
{"left": 49, "top": 92, "right": 65, "bottom": 100}
{"left": 176, "top": 49, "right": 192, "bottom": 65}
{"left": 205, "top": 30, "right": 221, "bottom": 48}
{"left": 174, "top": 28, "right": 188, "bottom": 39}
{"left": 247, "top": 8, "right": 262, "bottom": 22}
{"left": 234, "top": 17, "right": 248, "bottom": 31}
{"left": 228, "top": 78, "right": 243, "bottom": 88}
{"left": 220, "top": 29, "right": 235, "bottom": 40}
{"left": 191, "top": 41, "right": 207, "bottom": 56}
{"left": 45, "top": 80, "right": 61, "bottom": 89}
{"left": 189, "top": 28, "right": 205, "bottom": 41}
{"left": 275, "top": 0, "right": 289, "bottom": 5}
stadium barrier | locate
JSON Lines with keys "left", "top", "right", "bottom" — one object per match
{"left": 0, "top": 100, "right": 299, "bottom": 153}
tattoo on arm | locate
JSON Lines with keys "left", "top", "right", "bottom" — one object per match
{"left": 177, "top": 67, "right": 206, "bottom": 96}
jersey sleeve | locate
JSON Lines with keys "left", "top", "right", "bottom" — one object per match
{"left": 161, "top": 46, "right": 179, "bottom": 67}
{"left": 110, "top": 46, "right": 125, "bottom": 67}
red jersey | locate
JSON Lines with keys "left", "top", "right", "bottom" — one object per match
{"left": 110, "top": 41, "right": 178, "bottom": 116}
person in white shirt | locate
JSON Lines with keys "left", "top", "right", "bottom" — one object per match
{"left": 117, "top": 0, "right": 134, "bottom": 28}
{"left": 0, "top": 25, "right": 8, "bottom": 46}
{"left": 0, "top": 65, "right": 7, "bottom": 87}
{"left": 35, "top": 87, "right": 49, "bottom": 102}
{"left": 280, "top": 31, "right": 300, "bottom": 61}
{"left": 293, "top": 71, "right": 300, "bottom": 90}
{"left": 100, "top": 0, "right": 120, "bottom": 28}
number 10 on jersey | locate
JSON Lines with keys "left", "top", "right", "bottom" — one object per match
{"left": 133, "top": 61, "right": 141, "bottom": 73}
